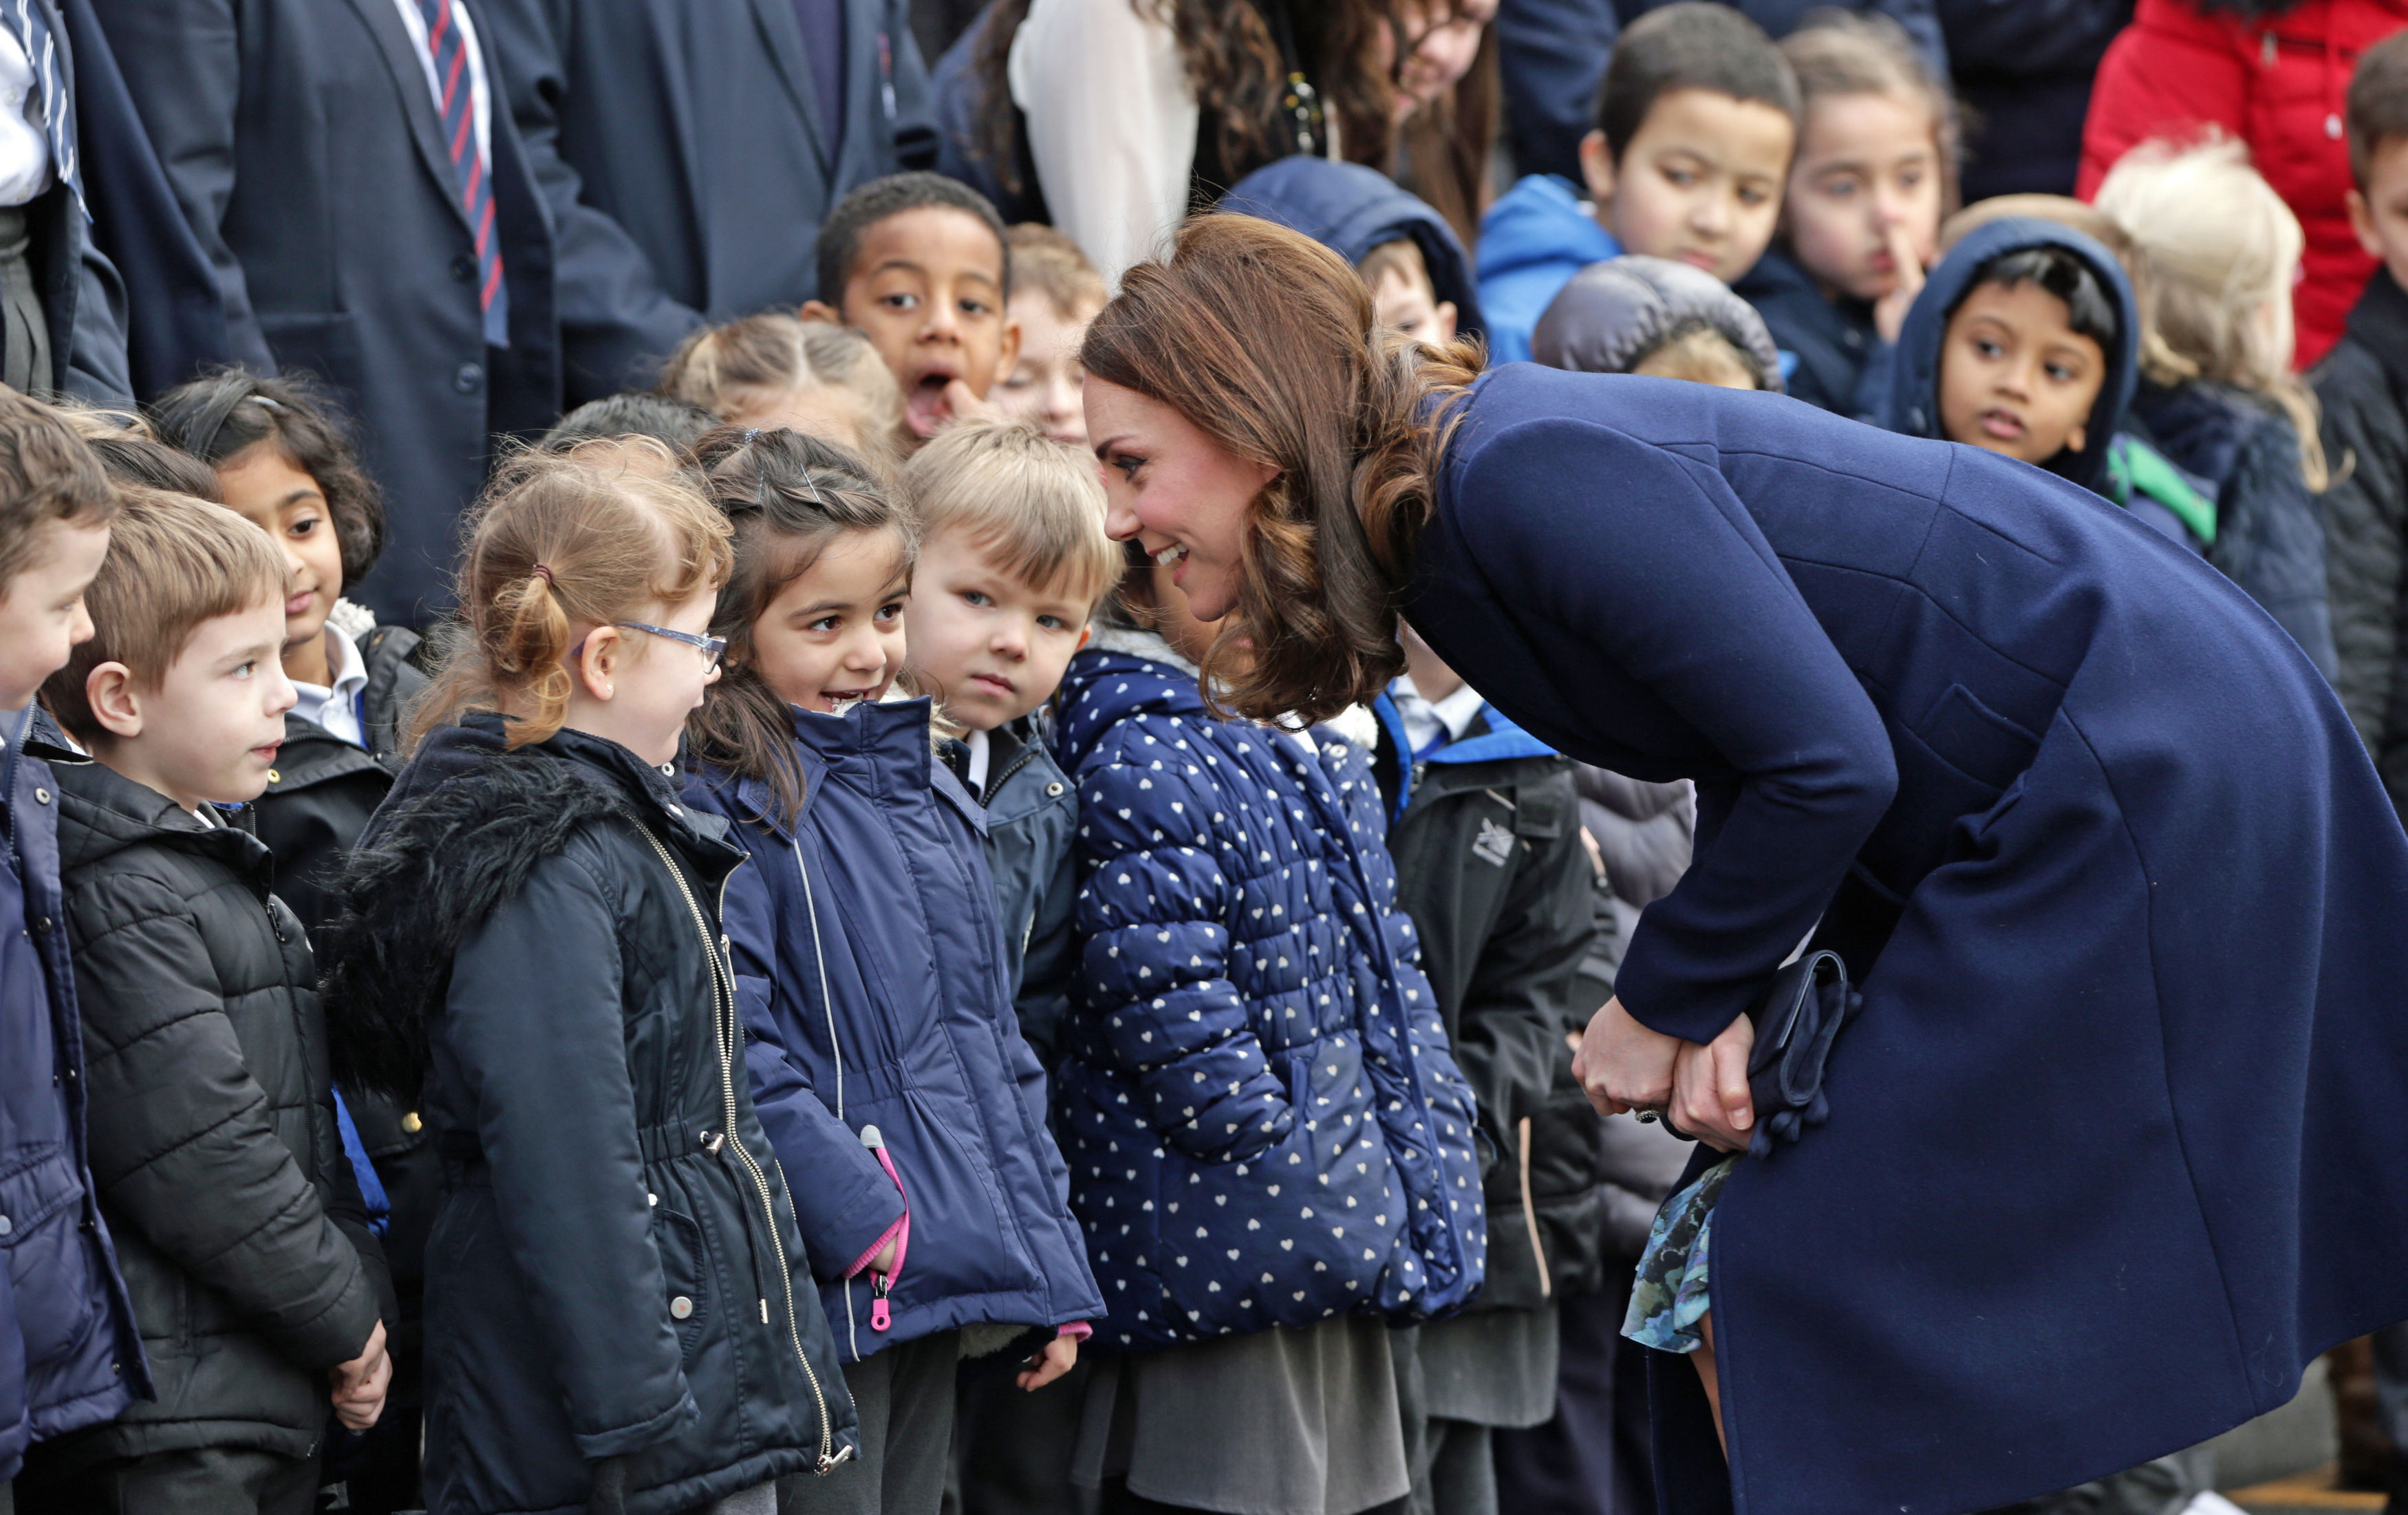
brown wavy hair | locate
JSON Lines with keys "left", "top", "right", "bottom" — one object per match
{"left": 1080, "top": 213, "right": 1480, "bottom": 726}
{"left": 409, "top": 440, "right": 733, "bottom": 750}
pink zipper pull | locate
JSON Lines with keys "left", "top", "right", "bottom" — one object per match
{"left": 860, "top": 1125, "right": 909, "bottom": 1333}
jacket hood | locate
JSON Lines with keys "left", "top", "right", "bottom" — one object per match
{"left": 1224, "top": 157, "right": 1487, "bottom": 339}
{"left": 1055, "top": 629, "right": 1207, "bottom": 776}
{"left": 322, "top": 715, "right": 731, "bottom": 1099}
{"left": 1533, "top": 254, "right": 1784, "bottom": 391}
{"left": 1476, "top": 174, "right": 1620, "bottom": 286}
{"left": 1876, "top": 217, "right": 2139, "bottom": 494}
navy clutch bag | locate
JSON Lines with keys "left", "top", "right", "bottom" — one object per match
{"left": 1743, "top": 949, "right": 1858, "bottom": 1159}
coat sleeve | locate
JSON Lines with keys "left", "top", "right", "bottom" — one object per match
{"left": 884, "top": 0, "right": 938, "bottom": 170}
{"left": 2315, "top": 349, "right": 2406, "bottom": 759}
{"left": 719, "top": 850, "right": 905, "bottom": 1282}
{"left": 1449, "top": 417, "right": 1897, "bottom": 1044}
{"left": 473, "top": 0, "right": 701, "bottom": 396}
{"left": 2075, "top": 2, "right": 2244, "bottom": 198}
{"left": 94, "top": 0, "right": 268, "bottom": 363}
{"left": 63, "top": 237, "right": 133, "bottom": 405}
{"left": 1451, "top": 777, "right": 1595, "bottom": 1173}
{"left": 71, "top": 876, "right": 378, "bottom": 1372}
{"left": 441, "top": 845, "right": 696, "bottom": 1459}
{"left": 1073, "top": 749, "right": 1294, "bottom": 1161}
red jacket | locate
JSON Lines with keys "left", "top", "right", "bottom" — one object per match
{"left": 2078, "top": 0, "right": 2408, "bottom": 367}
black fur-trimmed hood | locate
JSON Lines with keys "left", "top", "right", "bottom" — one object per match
{"left": 316, "top": 715, "right": 731, "bottom": 1099}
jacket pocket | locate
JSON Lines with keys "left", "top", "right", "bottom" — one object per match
{"left": 652, "top": 1204, "right": 710, "bottom": 1357}
{"left": 1, "top": 1152, "right": 95, "bottom": 1368}
{"left": 1915, "top": 683, "right": 2043, "bottom": 794}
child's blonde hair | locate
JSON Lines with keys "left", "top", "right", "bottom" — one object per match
{"left": 1356, "top": 239, "right": 1434, "bottom": 303}
{"left": 1781, "top": 12, "right": 1964, "bottom": 213}
{"left": 413, "top": 439, "right": 733, "bottom": 750}
{"left": 902, "top": 418, "right": 1120, "bottom": 611}
{"left": 658, "top": 313, "right": 905, "bottom": 473}
{"left": 43, "top": 491, "right": 286, "bottom": 746}
{"left": 2094, "top": 133, "right": 2328, "bottom": 490}
{"left": 1007, "top": 223, "right": 1106, "bottom": 321}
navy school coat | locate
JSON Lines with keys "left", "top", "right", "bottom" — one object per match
{"left": 1052, "top": 630, "right": 1487, "bottom": 1349}
{"left": 1403, "top": 362, "right": 2408, "bottom": 1515}
{"left": 684, "top": 699, "right": 1103, "bottom": 1364}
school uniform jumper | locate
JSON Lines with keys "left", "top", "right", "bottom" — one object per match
{"left": 1404, "top": 360, "right": 2408, "bottom": 1515}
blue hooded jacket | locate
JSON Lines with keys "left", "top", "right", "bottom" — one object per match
{"left": 1873, "top": 216, "right": 2137, "bottom": 497}
{"left": 0, "top": 713, "right": 146, "bottom": 1481}
{"left": 686, "top": 699, "right": 1104, "bottom": 1364}
{"left": 1051, "top": 629, "right": 1486, "bottom": 1349}
{"left": 1223, "top": 157, "right": 1485, "bottom": 343}
{"left": 1476, "top": 175, "right": 1622, "bottom": 365}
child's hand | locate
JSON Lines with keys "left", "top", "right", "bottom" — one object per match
{"left": 940, "top": 379, "right": 1005, "bottom": 431}
{"left": 330, "top": 1318, "right": 391, "bottom": 1430}
{"left": 1018, "top": 1331, "right": 1079, "bottom": 1391}
{"left": 867, "top": 1234, "right": 899, "bottom": 1276}
{"left": 1872, "top": 219, "right": 1927, "bottom": 347}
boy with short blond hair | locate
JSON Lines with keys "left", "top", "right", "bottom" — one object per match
{"left": 21, "top": 493, "right": 390, "bottom": 1514}
{"left": 996, "top": 224, "right": 1108, "bottom": 447}
{"left": 2318, "top": 29, "right": 2408, "bottom": 823}
{"left": 901, "top": 417, "right": 1120, "bottom": 1064}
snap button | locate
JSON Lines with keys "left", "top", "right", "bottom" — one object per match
{"left": 265, "top": 769, "right": 279, "bottom": 785}
{"left": 665, "top": 804, "right": 682, "bottom": 817}
{"left": 453, "top": 362, "right": 484, "bottom": 394}
{"left": 647, "top": 1192, "right": 658, "bottom": 1207}
{"left": 401, "top": 1111, "right": 422, "bottom": 1134}
{"left": 669, "top": 1295, "right": 694, "bottom": 1320}
{"left": 1046, "top": 782, "right": 1065, "bottom": 797}
{"left": 33, "top": 786, "right": 48, "bottom": 804}
{"left": 0, "top": 1214, "right": 12, "bottom": 1234}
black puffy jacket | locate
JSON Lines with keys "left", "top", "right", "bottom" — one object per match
{"left": 1370, "top": 694, "right": 1603, "bottom": 1311}
{"left": 36, "top": 758, "right": 385, "bottom": 1470}
{"left": 321, "top": 718, "right": 857, "bottom": 1515}
{"left": 2315, "top": 267, "right": 2408, "bottom": 818}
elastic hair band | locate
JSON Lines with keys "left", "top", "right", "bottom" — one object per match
{"left": 530, "top": 563, "right": 555, "bottom": 587}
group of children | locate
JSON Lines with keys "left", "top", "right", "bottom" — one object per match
{"left": 10, "top": 13, "right": 2408, "bottom": 1515}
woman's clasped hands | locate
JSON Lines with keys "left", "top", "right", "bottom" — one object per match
{"left": 1572, "top": 996, "right": 1757, "bottom": 1153}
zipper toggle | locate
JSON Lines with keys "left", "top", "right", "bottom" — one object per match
{"left": 700, "top": 1129, "right": 727, "bottom": 1156}
{"left": 859, "top": 1124, "right": 909, "bottom": 1333}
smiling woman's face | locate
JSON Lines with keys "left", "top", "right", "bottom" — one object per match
{"left": 1086, "top": 377, "right": 1276, "bottom": 623}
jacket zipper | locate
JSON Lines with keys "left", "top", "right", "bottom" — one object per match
{"left": 626, "top": 816, "right": 844, "bottom": 1474}
{"left": 790, "top": 832, "right": 865, "bottom": 1361}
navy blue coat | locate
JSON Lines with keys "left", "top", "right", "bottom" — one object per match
{"left": 686, "top": 700, "right": 1103, "bottom": 1365}
{"left": 1405, "top": 361, "right": 2408, "bottom": 1515}
{"left": 966, "top": 716, "right": 1081, "bottom": 1071}
{"left": 1051, "top": 630, "right": 1487, "bottom": 1349}
{"left": 0, "top": 726, "right": 144, "bottom": 1481}
{"left": 1223, "top": 157, "right": 1487, "bottom": 343}
{"left": 1733, "top": 246, "right": 1882, "bottom": 419}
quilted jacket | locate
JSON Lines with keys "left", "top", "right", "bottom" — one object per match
{"left": 1051, "top": 628, "right": 1486, "bottom": 1349}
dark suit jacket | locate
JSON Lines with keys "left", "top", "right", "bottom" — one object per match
{"left": 10, "top": 0, "right": 133, "bottom": 403}
{"left": 100, "top": 0, "right": 562, "bottom": 625}
{"left": 482, "top": 0, "right": 936, "bottom": 399}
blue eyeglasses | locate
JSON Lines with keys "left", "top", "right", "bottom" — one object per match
{"left": 612, "top": 621, "right": 727, "bottom": 671}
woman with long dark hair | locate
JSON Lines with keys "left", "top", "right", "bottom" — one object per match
{"left": 1075, "top": 212, "right": 2408, "bottom": 1515}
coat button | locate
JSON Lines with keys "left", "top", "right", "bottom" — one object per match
{"left": 647, "top": 1192, "right": 658, "bottom": 1207}
{"left": 669, "top": 1296, "right": 694, "bottom": 1320}
{"left": 0, "top": 1214, "right": 11, "bottom": 1234}
{"left": 453, "top": 363, "right": 484, "bottom": 394}
{"left": 265, "top": 769, "right": 279, "bottom": 785}
{"left": 401, "top": 1111, "right": 422, "bottom": 1134}
{"left": 34, "top": 916, "right": 50, "bottom": 934}
{"left": 32, "top": 786, "right": 48, "bottom": 804}
{"left": 1046, "top": 782, "right": 1064, "bottom": 797}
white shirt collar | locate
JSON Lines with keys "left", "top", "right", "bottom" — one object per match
{"left": 964, "top": 727, "right": 991, "bottom": 795}
{"left": 290, "top": 624, "right": 369, "bottom": 747}
{"left": 1388, "top": 673, "right": 1486, "bottom": 755}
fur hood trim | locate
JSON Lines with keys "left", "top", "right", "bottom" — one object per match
{"left": 318, "top": 749, "right": 630, "bottom": 1099}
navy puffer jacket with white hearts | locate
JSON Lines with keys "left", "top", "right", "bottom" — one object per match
{"left": 1053, "top": 627, "right": 1487, "bottom": 1349}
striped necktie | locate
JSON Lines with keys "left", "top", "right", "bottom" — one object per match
{"left": 9, "top": 0, "right": 78, "bottom": 215}
{"left": 413, "top": 0, "right": 508, "bottom": 347}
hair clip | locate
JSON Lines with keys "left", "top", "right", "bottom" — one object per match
{"left": 250, "top": 395, "right": 283, "bottom": 411}
{"left": 743, "top": 427, "right": 762, "bottom": 442}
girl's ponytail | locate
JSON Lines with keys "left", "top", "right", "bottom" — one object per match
{"left": 411, "top": 441, "right": 732, "bottom": 750}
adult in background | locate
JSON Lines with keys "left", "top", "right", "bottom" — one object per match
{"left": 481, "top": 0, "right": 936, "bottom": 397}
{"left": 0, "top": 0, "right": 131, "bottom": 402}
{"left": 1936, "top": 0, "right": 2131, "bottom": 200}
{"left": 1078, "top": 211, "right": 2408, "bottom": 1515}
{"left": 2078, "top": 0, "right": 2408, "bottom": 368}
{"left": 949, "top": 0, "right": 1496, "bottom": 283}
{"left": 1615, "top": 0, "right": 1946, "bottom": 80}
{"left": 100, "top": 0, "right": 564, "bottom": 627}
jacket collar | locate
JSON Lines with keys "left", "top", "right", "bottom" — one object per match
{"left": 1371, "top": 691, "right": 1558, "bottom": 822}
{"left": 383, "top": 712, "right": 731, "bottom": 855}
{"left": 2346, "top": 266, "right": 2408, "bottom": 402}
{"left": 52, "top": 754, "right": 270, "bottom": 881}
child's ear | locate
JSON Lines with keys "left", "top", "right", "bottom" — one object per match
{"left": 1433, "top": 301, "right": 1459, "bottom": 346}
{"left": 1578, "top": 130, "right": 1617, "bottom": 217}
{"left": 2065, "top": 421, "right": 2087, "bottom": 456}
{"left": 799, "top": 299, "right": 846, "bottom": 327}
{"left": 995, "top": 316, "right": 1022, "bottom": 391}
{"left": 572, "top": 625, "right": 623, "bottom": 702}
{"left": 85, "top": 662, "right": 142, "bottom": 740}
{"left": 2348, "top": 189, "right": 2384, "bottom": 261}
